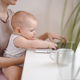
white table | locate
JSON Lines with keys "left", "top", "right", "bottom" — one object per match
{"left": 21, "top": 49, "right": 80, "bottom": 80}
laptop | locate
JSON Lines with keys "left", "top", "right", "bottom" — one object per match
{"left": 73, "top": 42, "right": 80, "bottom": 79}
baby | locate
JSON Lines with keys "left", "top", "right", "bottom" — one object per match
{"left": 2, "top": 11, "right": 66, "bottom": 80}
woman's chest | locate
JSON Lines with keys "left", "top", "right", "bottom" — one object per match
{"left": 0, "top": 22, "right": 13, "bottom": 53}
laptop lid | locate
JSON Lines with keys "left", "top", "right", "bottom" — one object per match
{"left": 72, "top": 42, "right": 80, "bottom": 79}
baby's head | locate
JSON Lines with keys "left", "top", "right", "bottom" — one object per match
{"left": 11, "top": 11, "right": 37, "bottom": 39}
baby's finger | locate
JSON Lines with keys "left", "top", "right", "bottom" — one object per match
{"left": 52, "top": 46, "right": 57, "bottom": 50}
{"left": 53, "top": 43, "right": 58, "bottom": 49}
{"left": 61, "top": 37, "right": 66, "bottom": 44}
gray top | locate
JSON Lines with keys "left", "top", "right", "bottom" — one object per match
{"left": 0, "top": 9, "right": 14, "bottom": 56}
{"left": 3, "top": 34, "right": 26, "bottom": 58}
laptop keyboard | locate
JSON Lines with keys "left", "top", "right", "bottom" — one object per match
{"left": 55, "top": 41, "right": 75, "bottom": 50}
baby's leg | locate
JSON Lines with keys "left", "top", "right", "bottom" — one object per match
{"left": 4, "top": 65, "right": 22, "bottom": 80}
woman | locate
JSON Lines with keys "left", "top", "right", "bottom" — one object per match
{"left": 0, "top": 0, "right": 66, "bottom": 80}
{"left": 0, "top": 0, "right": 25, "bottom": 80}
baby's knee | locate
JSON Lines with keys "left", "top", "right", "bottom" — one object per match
{"left": 8, "top": 73, "right": 21, "bottom": 80}
{"left": 4, "top": 66, "right": 22, "bottom": 80}
{"left": 9, "top": 76, "right": 21, "bottom": 80}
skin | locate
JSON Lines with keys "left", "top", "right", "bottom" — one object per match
{"left": 0, "top": 0, "right": 17, "bottom": 21}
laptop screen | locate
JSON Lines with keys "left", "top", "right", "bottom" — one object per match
{"left": 73, "top": 42, "right": 80, "bottom": 79}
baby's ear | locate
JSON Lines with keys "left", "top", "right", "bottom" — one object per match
{"left": 16, "top": 27, "right": 21, "bottom": 35}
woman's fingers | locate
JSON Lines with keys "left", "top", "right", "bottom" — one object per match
{"left": 51, "top": 35, "right": 66, "bottom": 44}
{"left": 49, "top": 36, "right": 54, "bottom": 43}
{"left": 59, "top": 36, "right": 66, "bottom": 44}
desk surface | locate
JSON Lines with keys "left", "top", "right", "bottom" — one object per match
{"left": 21, "top": 49, "right": 80, "bottom": 80}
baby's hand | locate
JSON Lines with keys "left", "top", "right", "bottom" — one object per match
{"left": 48, "top": 42, "right": 57, "bottom": 49}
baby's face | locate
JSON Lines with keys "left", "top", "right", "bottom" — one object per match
{"left": 21, "top": 19, "right": 37, "bottom": 39}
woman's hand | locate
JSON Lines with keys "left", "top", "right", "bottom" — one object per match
{"left": 47, "top": 31, "right": 66, "bottom": 44}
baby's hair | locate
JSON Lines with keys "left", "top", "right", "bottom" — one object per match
{"left": 11, "top": 11, "right": 36, "bottom": 30}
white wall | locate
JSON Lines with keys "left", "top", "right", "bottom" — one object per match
{"left": 8, "top": 0, "right": 73, "bottom": 38}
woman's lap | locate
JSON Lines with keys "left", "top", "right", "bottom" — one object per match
{"left": 0, "top": 68, "right": 8, "bottom": 80}
{"left": 4, "top": 66, "right": 22, "bottom": 80}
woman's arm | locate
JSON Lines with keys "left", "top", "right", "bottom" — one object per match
{"left": 36, "top": 31, "right": 66, "bottom": 43}
{"left": 36, "top": 32, "right": 48, "bottom": 40}
{"left": 0, "top": 56, "right": 25, "bottom": 68}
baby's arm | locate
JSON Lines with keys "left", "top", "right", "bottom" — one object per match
{"left": 30, "top": 37, "right": 39, "bottom": 40}
{"left": 14, "top": 36, "right": 57, "bottom": 49}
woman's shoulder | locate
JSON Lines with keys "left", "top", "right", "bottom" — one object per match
{"left": 7, "top": 9, "right": 14, "bottom": 16}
